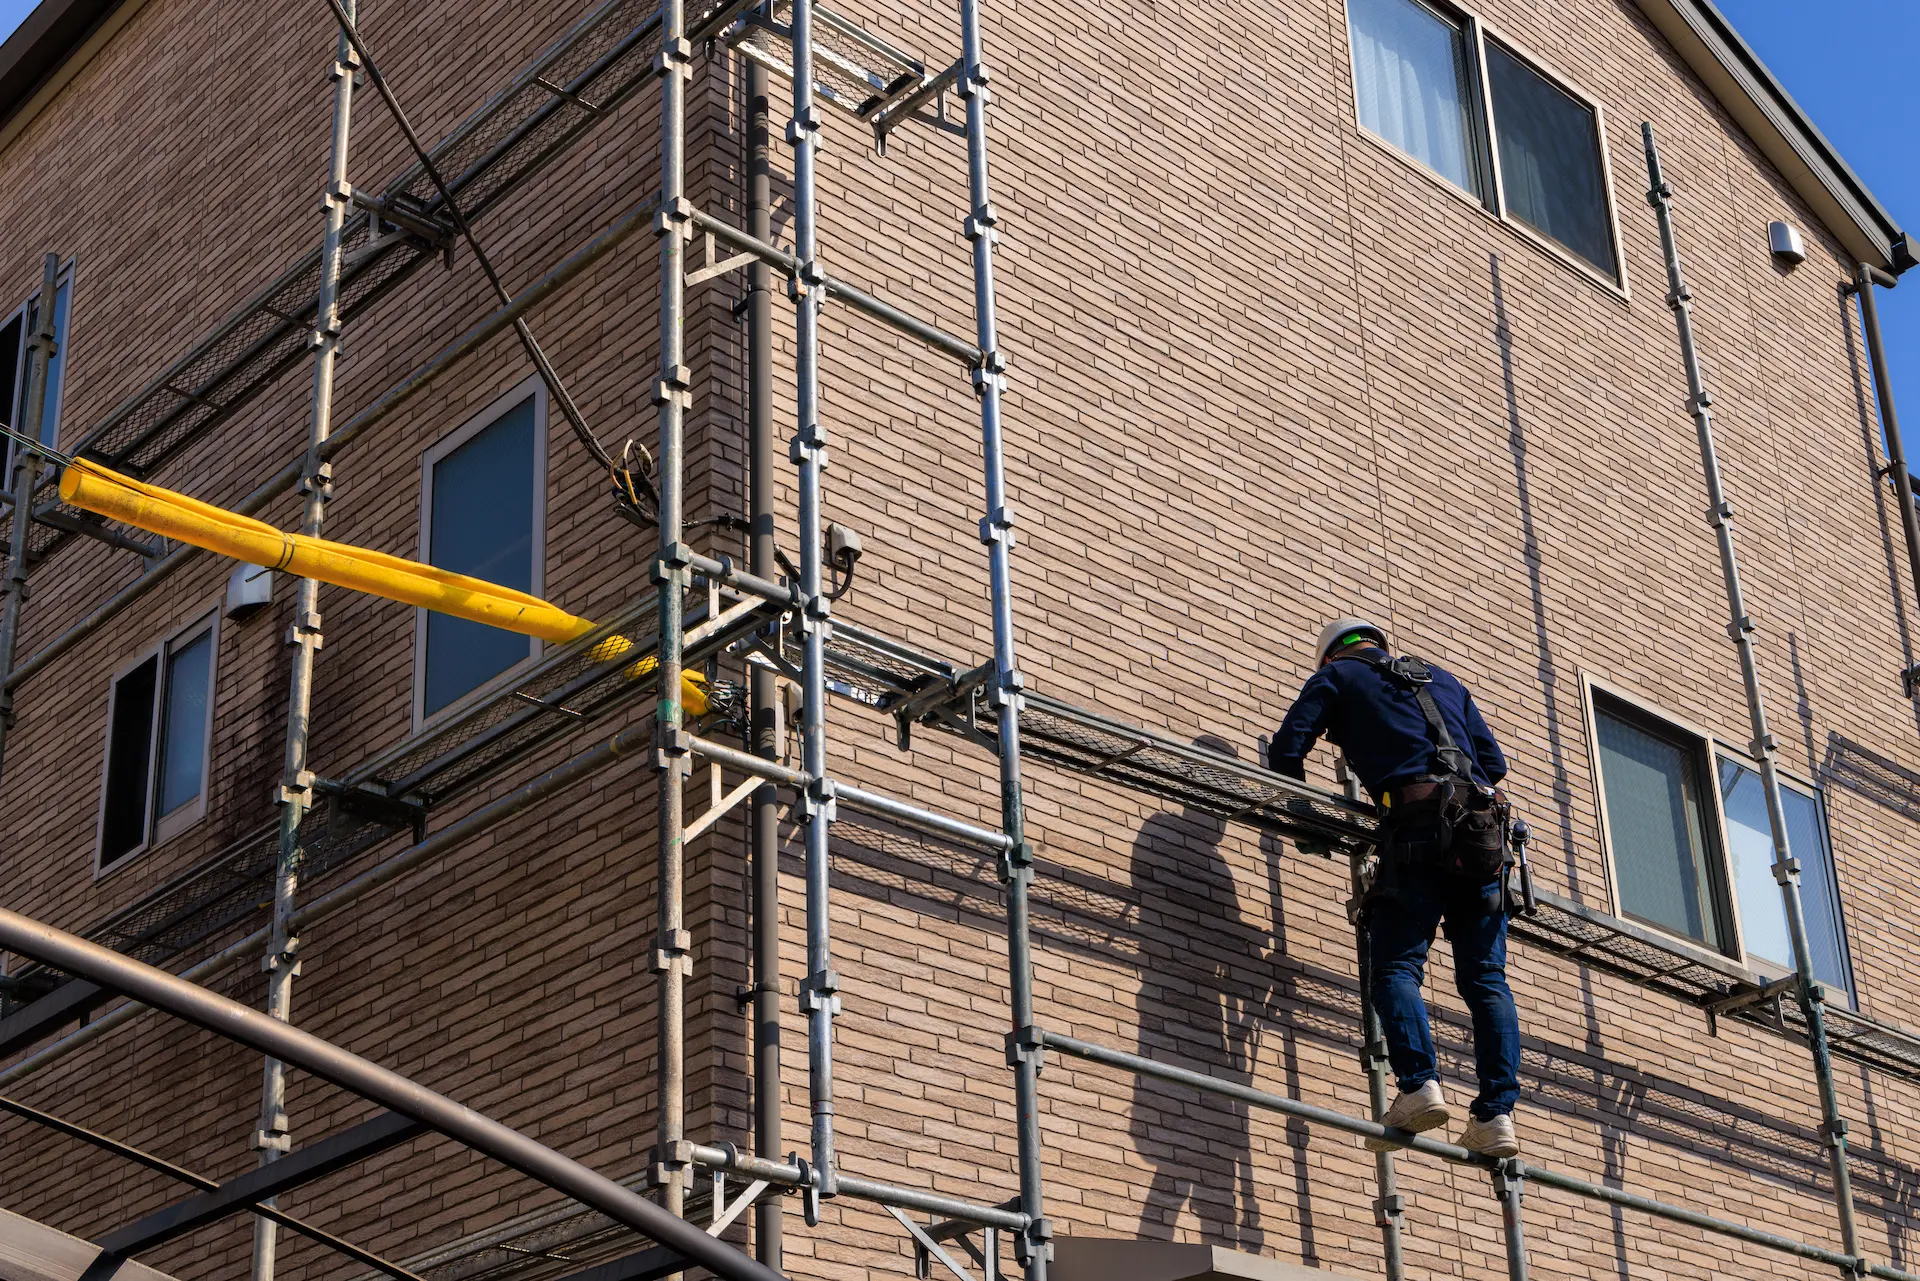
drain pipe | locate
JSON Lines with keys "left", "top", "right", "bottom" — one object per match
{"left": 744, "top": 54, "right": 783, "bottom": 1271}
{"left": 250, "top": 14, "right": 357, "bottom": 1281}
{"left": 1845, "top": 264, "right": 1920, "bottom": 697}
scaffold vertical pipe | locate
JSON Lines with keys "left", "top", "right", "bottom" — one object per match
{"left": 1643, "top": 122, "right": 1863, "bottom": 1266}
{"left": 787, "top": 0, "right": 840, "bottom": 1206}
{"left": 653, "top": 0, "right": 695, "bottom": 1234}
{"left": 744, "top": 54, "right": 784, "bottom": 1270}
{"left": 1342, "top": 764, "right": 1406, "bottom": 1281}
{"left": 249, "top": 20, "right": 356, "bottom": 1280}
{"left": 0, "top": 253, "right": 59, "bottom": 786}
{"left": 1494, "top": 1161, "right": 1529, "bottom": 1281}
{"left": 1850, "top": 264, "right": 1920, "bottom": 680}
{"left": 956, "top": 3, "right": 1045, "bottom": 1274}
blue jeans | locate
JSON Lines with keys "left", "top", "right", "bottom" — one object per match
{"left": 1366, "top": 875, "right": 1521, "bottom": 1119}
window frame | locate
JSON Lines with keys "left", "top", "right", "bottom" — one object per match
{"left": 93, "top": 607, "right": 219, "bottom": 878}
{"left": 1580, "top": 675, "right": 1744, "bottom": 960}
{"left": 1343, "top": 0, "right": 1629, "bottom": 295}
{"left": 2, "top": 258, "right": 78, "bottom": 474}
{"left": 1711, "top": 740, "right": 1856, "bottom": 1003}
{"left": 411, "top": 374, "right": 549, "bottom": 730}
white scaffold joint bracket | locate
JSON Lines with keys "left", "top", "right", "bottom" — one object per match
{"left": 1687, "top": 388, "right": 1713, "bottom": 412}
{"left": 1770, "top": 856, "right": 1803, "bottom": 885}
{"left": 788, "top": 431, "right": 830, "bottom": 471}
{"left": 654, "top": 541, "right": 696, "bottom": 586}
{"left": 252, "top": 1114, "right": 293, "bottom": 1154}
{"left": 653, "top": 197, "right": 695, "bottom": 236}
{"left": 275, "top": 769, "right": 316, "bottom": 806}
{"left": 324, "top": 179, "right": 354, "bottom": 210}
{"left": 654, "top": 725, "right": 694, "bottom": 774}
{"left": 299, "top": 460, "right": 335, "bottom": 497}
{"left": 987, "top": 666, "right": 1024, "bottom": 709}
{"left": 978, "top": 502, "right": 1016, "bottom": 548}
{"left": 1706, "top": 499, "right": 1733, "bottom": 527}
{"left": 786, "top": 106, "right": 823, "bottom": 144}
{"left": 649, "top": 1138, "right": 696, "bottom": 1188}
{"left": 1749, "top": 730, "right": 1776, "bottom": 755}
{"left": 960, "top": 60, "right": 990, "bottom": 99}
{"left": 798, "top": 970, "right": 841, "bottom": 1015}
{"left": 801, "top": 776, "right": 837, "bottom": 823}
{"left": 655, "top": 363, "right": 694, "bottom": 410}
{"left": 998, "top": 839, "right": 1034, "bottom": 886}
{"left": 1726, "top": 613, "right": 1756, "bottom": 642}
{"left": 651, "top": 927, "right": 694, "bottom": 975}
{"left": 260, "top": 937, "right": 303, "bottom": 976}
{"left": 652, "top": 36, "right": 693, "bottom": 78}
{"left": 964, "top": 203, "right": 999, "bottom": 242}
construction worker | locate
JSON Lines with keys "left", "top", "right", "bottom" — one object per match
{"left": 1267, "top": 618, "right": 1521, "bottom": 1159}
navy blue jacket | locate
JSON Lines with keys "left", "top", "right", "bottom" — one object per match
{"left": 1268, "top": 649, "right": 1507, "bottom": 798}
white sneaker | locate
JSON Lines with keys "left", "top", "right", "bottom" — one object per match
{"left": 1459, "top": 1112, "right": 1519, "bottom": 1159}
{"left": 1364, "top": 1080, "right": 1450, "bottom": 1151}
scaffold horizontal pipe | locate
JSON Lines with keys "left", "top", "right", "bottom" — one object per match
{"left": 688, "top": 1145, "right": 1027, "bottom": 1230}
{"left": 680, "top": 736, "right": 1009, "bottom": 851}
{"left": 687, "top": 735, "right": 808, "bottom": 786}
{"left": 835, "top": 783, "right": 1010, "bottom": 852}
{"left": 688, "top": 209, "right": 981, "bottom": 366}
{"left": 0, "top": 910, "right": 784, "bottom": 1281}
{"left": 0, "top": 725, "right": 652, "bottom": 1089}
{"left": 1042, "top": 1031, "right": 1896, "bottom": 1276}
{"left": 4, "top": 189, "right": 663, "bottom": 695}
{"left": 688, "top": 550, "right": 795, "bottom": 605}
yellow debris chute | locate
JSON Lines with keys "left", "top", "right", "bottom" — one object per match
{"left": 60, "top": 458, "right": 708, "bottom": 714}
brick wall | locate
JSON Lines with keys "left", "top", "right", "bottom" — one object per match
{"left": 3, "top": 0, "right": 1919, "bottom": 1277}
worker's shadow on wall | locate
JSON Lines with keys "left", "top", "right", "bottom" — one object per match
{"left": 1128, "top": 736, "right": 1283, "bottom": 1257}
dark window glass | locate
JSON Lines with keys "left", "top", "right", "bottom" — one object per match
{"left": 1486, "top": 42, "right": 1616, "bottom": 275}
{"left": 1348, "top": 0, "right": 1489, "bottom": 201}
{"left": 1718, "top": 760, "right": 1852, "bottom": 1002}
{"left": 1595, "top": 701, "right": 1725, "bottom": 948}
{"left": 157, "top": 630, "right": 212, "bottom": 818}
{"left": 101, "top": 656, "right": 159, "bottom": 866}
{"left": 0, "top": 315, "right": 19, "bottom": 477}
{"left": 423, "top": 396, "right": 538, "bottom": 717}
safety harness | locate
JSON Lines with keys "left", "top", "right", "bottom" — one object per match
{"left": 1341, "top": 650, "right": 1512, "bottom": 891}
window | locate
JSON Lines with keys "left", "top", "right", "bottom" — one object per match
{"left": 1591, "top": 693, "right": 1733, "bottom": 951}
{"left": 1, "top": 265, "right": 75, "bottom": 475}
{"left": 1485, "top": 43, "right": 1617, "bottom": 274}
{"left": 98, "top": 614, "right": 216, "bottom": 870}
{"left": 1718, "top": 758, "right": 1853, "bottom": 1003}
{"left": 1345, "top": 0, "right": 1622, "bottom": 282}
{"left": 416, "top": 380, "right": 546, "bottom": 723}
{"left": 1348, "top": 0, "right": 1490, "bottom": 201}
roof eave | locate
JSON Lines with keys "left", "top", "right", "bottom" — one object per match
{"left": 1631, "top": 0, "right": 1910, "bottom": 274}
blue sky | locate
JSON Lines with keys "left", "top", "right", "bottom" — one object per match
{"left": 0, "top": 0, "right": 1911, "bottom": 451}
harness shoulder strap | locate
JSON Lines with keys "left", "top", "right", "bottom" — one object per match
{"left": 1343, "top": 650, "right": 1476, "bottom": 781}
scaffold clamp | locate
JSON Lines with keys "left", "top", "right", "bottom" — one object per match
{"left": 798, "top": 970, "right": 841, "bottom": 1015}
{"left": 1372, "top": 1193, "right": 1405, "bottom": 1226}
{"left": 1005, "top": 1025, "right": 1045, "bottom": 1070}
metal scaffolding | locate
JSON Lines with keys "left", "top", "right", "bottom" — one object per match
{"left": 2, "top": 4, "right": 1920, "bottom": 1281}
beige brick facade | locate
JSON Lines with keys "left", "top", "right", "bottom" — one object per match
{"left": 1, "top": 0, "right": 1917, "bottom": 1278}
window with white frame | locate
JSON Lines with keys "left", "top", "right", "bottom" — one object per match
{"left": 416, "top": 381, "right": 546, "bottom": 723}
{"left": 0, "top": 264, "right": 75, "bottom": 474}
{"left": 98, "top": 613, "right": 217, "bottom": 870}
{"left": 1346, "top": 0, "right": 1622, "bottom": 281}
{"left": 1590, "top": 691, "right": 1734, "bottom": 952}
{"left": 1717, "top": 756, "right": 1853, "bottom": 1004}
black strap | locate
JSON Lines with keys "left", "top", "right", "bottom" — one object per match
{"left": 1343, "top": 651, "right": 1477, "bottom": 782}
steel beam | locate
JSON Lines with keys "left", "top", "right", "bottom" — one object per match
{"left": 101, "top": 1113, "right": 423, "bottom": 1258}
{"left": 0, "top": 977, "right": 108, "bottom": 1056}
{"left": 549, "top": 1246, "right": 688, "bottom": 1281}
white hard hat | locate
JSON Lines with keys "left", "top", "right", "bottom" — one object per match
{"left": 1314, "top": 616, "right": 1388, "bottom": 665}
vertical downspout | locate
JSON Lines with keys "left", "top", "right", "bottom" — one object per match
{"left": 1848, "top": 265, "right": 1920, "bottom": 695}
{"left": 744, "top": 55, "right": 783, "bottom": 1270}
{"left": 251, "top": 17, "right": 355, "bottom": 1281}
{"left": 788, "top": 0, "right": 841, "bottom": 1215}
{"left": 652, "top": 0, "right": 695, "bottom": 1241}
{"left": 1643, "top": 124, "right": 1862, "bottom": 1268}
{"left": 0, "top": 253, "right": 59, "bottom": 786}
{"left": 954, "top": 5, "right": 1046, "bottom": 1275}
